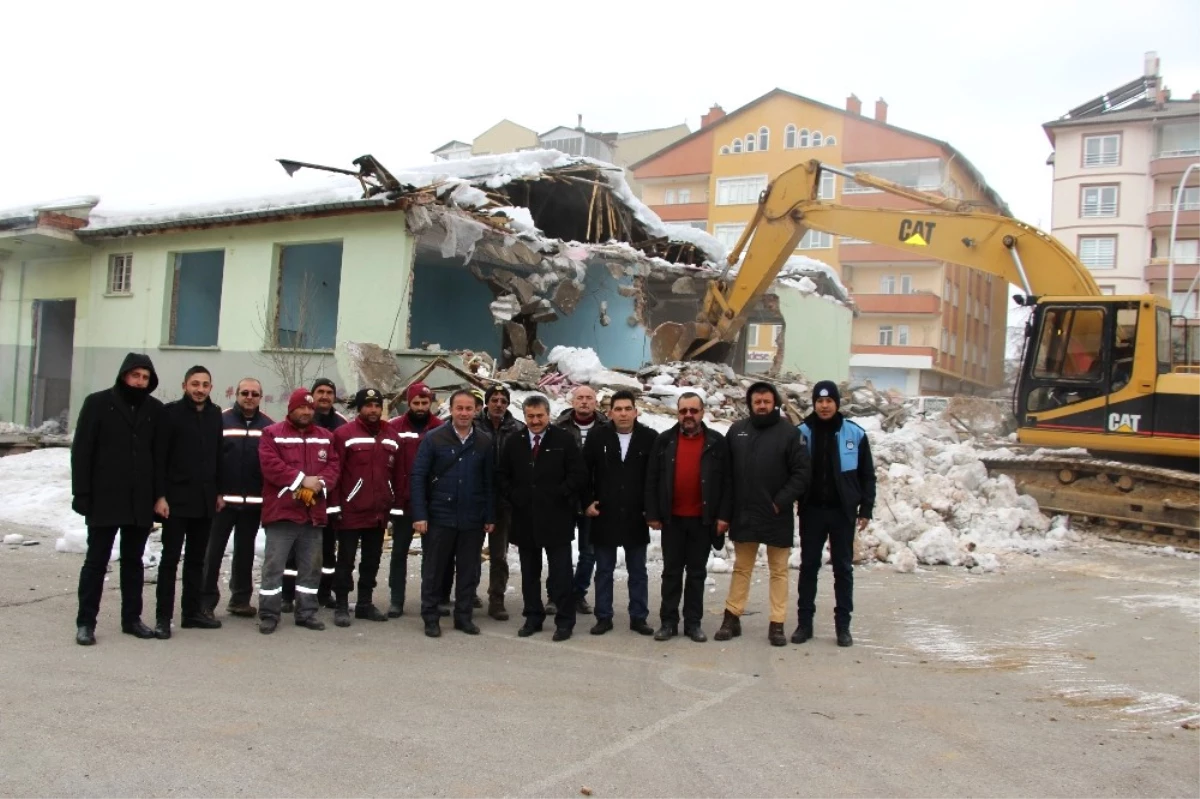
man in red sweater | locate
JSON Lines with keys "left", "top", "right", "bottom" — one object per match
{"left": 644, "top": 392, "right": 731, "bottom": 643}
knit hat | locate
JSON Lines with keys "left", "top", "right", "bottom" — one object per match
{"left": 311, "top": 377, "right": 336, "bottom": 394}
{"left": 812, "top": 380, "right": 840, "bottom": 408}
{"left": 406, "top": 382, "right": 432, "bottom": 402}
{"left": 353, "top": 387, "right": 384, "bottom": 409}
{"left": 484, "top": 385, "right": 511, "bottom": 403}
{"left": 288, "top": 388, "right": 315, "bottom": 414}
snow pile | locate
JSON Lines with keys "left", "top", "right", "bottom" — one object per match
{"left": 545, "top": 346, "right": 641, "bottom": 391}
{"left": 0, "top": 420, "right": 65, "bottom": 437}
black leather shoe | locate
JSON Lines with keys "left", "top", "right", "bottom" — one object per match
{"left": 280, "top": 600, "right": 295, "bottom": 614}
{"left": 517, "top": 621, "right": 543, "bottom": 638}
{"left": 387, "top": 602, "right": 404, "bottom": 618}
{"left": 552, "top": 627, "right": 573, "bottom": 642}
{"left": 259, "top": 618, "right": 278, "bottom": 635}
{"left": 153, "top": 620, "right": 172, "bottom": 640}
{"left": 295, "top": 617, "right": 326, "bottom": 631}
{"left": 791, "top": 620, "right": 813, "bottom": 644}
{"left": 355, "top": 604, "right": 388, "bottom": 622}
{"left": 575, "top": 597, "right": 593, "bottom": 615}
{"left": 454, "top": 619, "right": 480, "bottom": 635}
{"left": 424, "top": 620, "right": 442, "bottom": 638}
{"left": 590, "top": 618, "right": 613, "bottom": 635}
{"left": 181, "top": 615, "right": 222, "bottom": 629}
{"left": 630, "top": 619, "right": 654, "bottom": 636}
{"left": 684, "top": 626, "right": 707, "bottom": 643}
{"left": 836, "top": 627, "right": 853, "bottom": 647}
{"left": 653, "top": 625, "right": 678, "bottom": 642}
{"left": 76, "top": 626, "right": 96, "bottom": 646}
{"left": 121, "top": 620, "right": 156, "bottom": 639}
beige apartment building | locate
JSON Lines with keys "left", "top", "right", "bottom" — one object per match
{"left": 1045, "top": 52, "right": 1200, "bottom": 316}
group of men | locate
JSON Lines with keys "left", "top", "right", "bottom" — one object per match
{"left": 70, "top": 352, "right": 876, "bottom": 649}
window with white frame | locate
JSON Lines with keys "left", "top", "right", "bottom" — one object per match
{"left": 818, "top": 171, "right": 835, "bottom": 200}
{"left": 798, "top": 230, "right": 833, "bottom": 249}
{"left": 664, "top": 189, "right": 677, "bottom": 205}
{"left": 716, "top": 176, "right": 767, "bottom": 205}
{"left": 108, "top": 254, "right": 133, "bottom": 294}
{"left": 1173, "top": 186, "right": 1200, "bottom": 211}
{"left": 878, "top": 325, "right": 894, "bottom": 346}
{"left": 745, "top": 134, "right": 756, "bottom": 153}
{"left": 1172, "top": 239, "right": 1199, "bottom": 264}
{"left": 758, "top": 126, "right": 769, "bottom": 151}
{"left": 785, "top": 125, "right": 797, "bottom": 149}
{"left": 824, "top": 135, "right": 837, "bottom": 146}
{"left": 1082, "top": 134, "right": 1120, "bottom": 167}
{"left": 1080, "top": 185, "right": 1118, "bottom": 217}
{"left": 1078, "top": 235, "right": 1117, "bottom": 268}
{"left": 1171, "top": 290, "right": 1200, "bottom": 318}
{"left": 732, "top": 139, "right": 743, "bottom": 154}
{"left": 798, "top": 129, "right": 810, "bottom": 147}
{"left": 897, "top": 325, "right": 910, "bottom": 346}
{"left": 1158, "top": 121, "right": 1200, "bottom": 157}
{"left": 678, "top": 188, "right": 691, "bottom": 204}
{"left": 843, "top": 158, "right": 943, "bottom": 193}
{"left": 900, "top": 274, "right": 913, "bottom": 294}
{"left": 812, "top": 131, "right": 823, "bottom": 147}
{"left": 880, "top": 275, "right": 896, "bottom": 294}
{"left": 720, "top": 146, "right": 730, "bottom": 155}
{"left": 712, "top": 223, "right": 747, "bottom": 250}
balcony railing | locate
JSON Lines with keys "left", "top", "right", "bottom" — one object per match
{"left": 1149, "top": 202, "right": 1200, "bottom": 213}
{"left": 1154, "top": 149, "right": 1200, "bottom": 159}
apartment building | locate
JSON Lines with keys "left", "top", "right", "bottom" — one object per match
{"left": 1044, "top": 52, "right": 1200, "bottom": 317}
{"left": 632, "top": 89, "right": 1010, "bottom": 396}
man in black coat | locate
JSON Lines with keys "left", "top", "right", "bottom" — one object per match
{"left": 496, "top": 394, "right": 588, "bottom": 641}
{"left": 715, "top": 381, "right": 810, "bottom": 647}
{"left": 473, "top": 385, "right": 525, "bottom": 620}
{"left": 581, "top": 390, "right": 658, "bottom": 636}
{"left": 153, "top": 365, "right": 224, "bottom": 638}
{"left": 201, "top": 377, "right": 273, "bottom": 619}
{"left": 644, "top": 392, "right": 731, "bottom": 643}
{"left": 70, "top": 352, "right": 164, "bottom": 646}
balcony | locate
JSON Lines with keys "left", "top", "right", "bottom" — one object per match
{"left": 649, "top": 201, "right": 709, "bottom": 222}
{"left": 850, "top": 345, "right": 937, "bottom": 370}
{"left": 1147, "top": 203, "right": 1200, "bottom": 230}
{"left": 1145, "top": 257, "right": 1200, "bottom": 283}
{"left": 1150, "top": 151, "right": 1200, "bottom": 180}
{"left": 853, "top": 292, "right": 943, "bottom": 315}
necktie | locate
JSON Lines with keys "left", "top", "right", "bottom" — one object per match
{"left": 532, "top": 434, "right": 541, "bottom": 459}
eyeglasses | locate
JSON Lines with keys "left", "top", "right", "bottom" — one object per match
{"left": 677, "top": 408, "right": 702, "bottom": 416}
{"left": 239, "top": 391, "right": 262, "bottom": 398}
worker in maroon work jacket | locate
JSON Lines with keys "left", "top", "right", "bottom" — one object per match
{"left": 385, "top": 381, "right": 444, "bottom": 617}
{"left": 326, "top": 388, "right": 406, "bottom": 628}
{"left": 257, "top": 389, "right": 341, "bottom": 635}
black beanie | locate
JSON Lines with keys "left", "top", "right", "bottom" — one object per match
{"left": 812, "top": 380, "right": 840, "bottom": 408}
{"left": 352, "top": 387, "right": 384, "bottom": 409}
{"left": 311, "top": 378, "right": 336, "bottom": 394}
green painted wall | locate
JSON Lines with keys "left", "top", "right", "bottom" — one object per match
{"left": 776, "top": 288, "right": 852, "bottom": 382}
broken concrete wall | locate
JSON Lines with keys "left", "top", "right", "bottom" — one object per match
{"left": 537, "top": 261, "right": 647, "bottom": 370}
{"left": 775, "top": 285, "right": 852, "bottom": 381}
{"left": 409, "top": 252, "right": 501, "bottom": 352}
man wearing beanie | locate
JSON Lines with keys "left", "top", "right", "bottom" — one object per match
{"left": 386, "top": 382, "right": 444, "bottom": 617}
{"left": 326, "top": 388, "right": 404, "bottom": 627}
{"left": 716, "top": 381, "right": 810, "bottom": 647}
{"left": 257, "top": 388, "right": 341, "bottom": 634}
{"left": 795, "top": 380, "right": 876, "bottom": 647}
{"left": 473, "top": 385, "right": 525, "bottom": 620}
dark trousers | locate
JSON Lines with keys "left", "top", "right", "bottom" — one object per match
{"left": 659, "top": 515, "right": 710, "bottom": 629}
{"left": 439, "top": 544, "right": 456, "bottom": 605}
{"left": 594, "top": 543, "right": 648, "bottom": 622}
{"left": 389, "top": 516, "right": 415, "bottom": 608}
{"left": 572, "top": 516, "right": 596, "bottom": 600}
{"left": 260, "top": 522, "right": 323, "bottom": 622}
{"left": 157, "top": 515, "right": 212, "bottom": 622}
{"left": 76, "top": 526, "right": 150, "bottom": 628}
{"left": 420, "top": 525, "right": 484, "bottom": 623}
{"left": 518, "top": 542, "right": 576, "bottom": 630}
{"left": 283, "top": 524, "right": 338, "bottom": 602}
{"left": 335, "top": 527, "right": 385, "bottom": 606}
{"left": 798, "top": 505, "right": 855, "bottom": 623}
{"left": 202, "top": 505, "right": 261, "bottom": 611}
{"left": 486, "top": 505, "right": 512, "bottom": 603}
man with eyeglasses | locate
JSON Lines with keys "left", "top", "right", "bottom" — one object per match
{"left": 201, "top": 378, "right": 274, "bottom": 620}
{"left": 644, "top": 392, "right": 731, "bottom": 643}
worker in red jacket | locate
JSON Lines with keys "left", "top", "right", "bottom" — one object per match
{"left": 257, "top": 388, "right": 341, "bottom": 635}
{"left": 327, "top": 388, "right": 406, "bottom": 627}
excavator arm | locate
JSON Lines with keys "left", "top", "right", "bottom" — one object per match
{"left": 651, "top": 159, "right": 1100, "bottom": 363}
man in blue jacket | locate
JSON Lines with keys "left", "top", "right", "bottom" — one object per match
{"left": 410, "top": 389, "right": 495, "bottom": 638}
{"left": 795, "top": 381, "right": 876, "bottom": 647}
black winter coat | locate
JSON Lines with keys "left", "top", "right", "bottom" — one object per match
{"left": 218, "top": 407, "right": 274, "bottom": 502}
{"left": 581, "top": 423, "right": 658, "bottom": 548}
{"left": 725, "top": 414, "right": 811, "bottom": 548}
{"left": 156, "top": 395, "right": 224, "bottom": 518}
{"left": 70, "top": 352, "right": 164, "bottom": 529}
{"left": 644, "top": 424, "right": 732, "bottom": 528}
{"left": 497, "top": 425, "right": 587, "bottom": 548}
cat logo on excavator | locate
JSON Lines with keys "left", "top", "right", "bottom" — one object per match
{"left": 898, "top": 218, "right": 936, "bottom": 247}
{"left": 1108, "top": 413, "right": 1142, "bottom": 433}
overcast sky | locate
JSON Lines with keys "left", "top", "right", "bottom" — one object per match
{"left": 3, "top": 0, "right": 1198, "bottom": 229}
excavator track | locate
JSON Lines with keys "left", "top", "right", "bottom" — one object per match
{"left": 980, "top": 454, "right": 1200, "bottom": 552}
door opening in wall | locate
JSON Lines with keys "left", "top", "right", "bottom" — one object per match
{"left": 29, "top": 299, "right": 76, "bottom": 430}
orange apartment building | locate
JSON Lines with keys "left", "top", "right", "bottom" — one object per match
{"left": 632, "top": 89, "right": 1011, "bottom": 396}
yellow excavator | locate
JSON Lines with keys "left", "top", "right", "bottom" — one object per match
{"left": 650, "top": 159, "right": 1200, "bottom": 548}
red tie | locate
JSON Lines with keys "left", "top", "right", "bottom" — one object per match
{"left": 532, "top": 433, "right": 541, "bottom": 459}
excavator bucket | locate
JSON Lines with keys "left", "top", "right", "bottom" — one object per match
{"left": 649, "top": 321, "right": 733, "bottom": 365}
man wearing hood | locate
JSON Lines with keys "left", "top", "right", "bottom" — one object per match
{"left": 387, "top": 382, "right": 444, "bottom": 617}
{"left": 473, "top": 385, "right": 525, "bottom": 620}
{"left": 152, "top": 365, "right": 225, "bottom": 639}
{"left": 70, "top": 352, "right": 164, "bottom": 645}
{"left": 795, "top": 381, "right": 875, "bottom": 647}
{"left": 716, "top": 381, "right": 810, "bottom": 647}
{"left": 554, "top": 385, "right": 607, "bottom": 616}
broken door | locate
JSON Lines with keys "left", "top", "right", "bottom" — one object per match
{"left": 29, "top": 299, "right": 76, "bottom": 429}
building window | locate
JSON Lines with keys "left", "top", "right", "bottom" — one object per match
{"left": 758, "top": 126, "right": 769, "bottom": 151}
{"left": 168, "top": 250, "right": 225, "bottom": 347}
{"left": 825, "top": 135, "right": 837, "bottom": 146}
{"left": 678, "top": 188, "right": 691, "bottom": 204}
{"left": 1172, "top": 291, "right": 1200, "bottom": 318}
{"left": 107, "top": 254, "right": 133, "bottom": 295}
{"left": 712, "top": 224, "right": 747, "bottom": 250}
{"left": 1080, "top": 185, "right": 1118, "bottom": 218}
{"left": 745, "top": 134, "right": 756, "bottom": 153}
{"left": 1082, "top": 134, "right": 1120, "bottom": 167}
{"left": 842, "top": 158, "right": 943, "bottom": 193}
{"left": 1173, "top": 186, "right": 1200, "bottom": 211}
{"left": 716, "top": 176, "right": 767, "bottom": 206}
{"left": 880, "top": 275, "right": 896, "bottom": 294}
{"left": 897, "top": 325, "right": 910, "bottom": 346}
{"left": 941, "top": 329, "right": 949, "bottom": 352}
{"left": 664, "top": 189, "right": 677, "bottom": 204}
{"left": 720, "top": 146, "right": 731, "bottom": 155}
{"left": 785, "top": 124, "right": 797, "bottom": 149}
{"left": 811, "top": 131, "right": 823, "bottom": 147}
{"left": 274, "top": 242, "right": 343, "bottom": 350}
{"left": 950, "top": 334, "right": 957, "bottom": 356}
{"left": 1172, "top": 239, "right": 1199, "bottom": 264}
{"left": 818, "top": 171, "right": 836, "bottom": 200}
{"left": 1078, "top": 235, "right": 1116, "bottom": 269}
{"left": 798, "top": 230, "right": 833, "bottom": 249}
{"left": 878, "top": 325, "right": 894, "bottom": 346}
{"left": 732, "top": 139, "right": 743, "bottom": 154}
{"left": 839, "top": 236, "right": 868, "bottom": 245}
{"left": 1158, "top": 121, "right": 1200, "bottom": 157}
{"left": 900, "top": 274, "right": 913, "bottom": 294}
{"left": 798, "top": 129, "right": 810, "bottom": 148}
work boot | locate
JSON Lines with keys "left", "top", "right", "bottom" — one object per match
{"left": 296, "top": 617, "right": 326, "bottom": 631}
{"left": 836, "top": 621, "right": 853, "bottom": 648}
{"left": 714, "top": 610, "right": 742, "bottom": 641}
{"left": 629, "top": 618, "right": 654, "bottom": 636}
{"left": 333, "top": 599, "right": 352, "bottom": 628}
{"left": 653, "top": 624, "right": 678, "bottom": 642}
{"left": 259, "top": 617, "right": 278, "bottom": 635}
{"left": 684, "top": 626, "right": 707, "bottom": 643}
{"left": 154, "top": 619, "right": 172, "bottom": 640}
{"left": 76, "top": 625, "right": 96, "bottom": 646}
{"left": 454, "top": 619, "right": 480, "bottom": 635}
{"left": 424, "top": 619, "right": 442, "bottom": 638}
{"left": 791, "top": 619, "right": 813, "bottom": 645}
{"left": 387, "top": 601, "right": 404, "bottom": 618}
{"left": 280, "top": 600, "right": 295, "bottom": 614}
{"left": 488, "top": 600, "right": 509, "bottom": 621}
{"left": 768, "top": 622, "right": 787, "bottom": 647}
{"left": 590, "top": 618, "right": 613, "bottom": 635}
{"left": 355, "top": 603, "right": 388, "bottom": 622}
{"left": 226, "top": 602, "right": 257, "bottom": 618}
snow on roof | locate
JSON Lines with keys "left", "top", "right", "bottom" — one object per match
{"left": 0, "top": 195, "right": 100, "bottom": 222}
